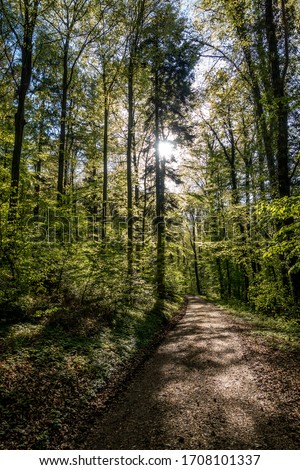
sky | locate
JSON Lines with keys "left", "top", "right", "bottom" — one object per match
{"left": 179, "top": 0, "right": 196, "bottom": 17}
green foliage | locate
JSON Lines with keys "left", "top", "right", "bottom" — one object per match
{"left": 257, "top": 197, "right": 300, "bottom": 273}
{"left": 248, "top": 275, "right": 294, "bottom": 316}
{"left": 0, "top": 289, "right": 182, "bottom": 449}
{"left": 0, "top": 0, "right": 300, "bottom": 449}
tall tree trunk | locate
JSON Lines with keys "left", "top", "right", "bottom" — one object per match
{"left": 8, "top": 1, "right": 39, "bottom": 219}
{"left": 265, "top": 0, "right": 300, "bottom": 304}
{"left": 57, "top": 38, "right": 69, "bottom": 204}
{"left": 154, "top": 69, "right": 165, "bottom": 299}
{"left": 234, "top": 17, "right": 277, "bottom": 197}
{"left": 133, "top": 133, "right": 139, "bottom": 206}
{"left": 255, "top": 93, "right": 277, "bottom": 197}
{"left": 125, "top": 0, "right": 146, "bottom": 275}
{"left": 141, "top": 152, "right": 149, "bottom": 250}
{"left": 127, "top": 56, "right": 134, "bottom": 275}
{"left": 190, "top": 217, "right": 201, "bottom": 295}
{"left": 265, "top": 0, "right": 290, "bottom": 198}
{"left": 102, "top": 69, "right": 109, "bottom": 242}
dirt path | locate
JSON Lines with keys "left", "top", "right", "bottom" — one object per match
{"left": 85, "top": 297, "right": 300, "bottom": 450}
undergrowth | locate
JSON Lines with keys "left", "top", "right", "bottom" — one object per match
{"left": 0, "top": 294, "right": 184, "bottom": 449}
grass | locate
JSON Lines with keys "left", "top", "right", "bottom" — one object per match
{"left": 0, "top": 294, "right": 184, "bottom": 449}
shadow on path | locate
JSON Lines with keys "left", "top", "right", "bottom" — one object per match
{"left": 85, "top": 297, "right": 299, "bottom": 449}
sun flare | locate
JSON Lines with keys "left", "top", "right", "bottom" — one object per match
{"left": 158, "top": 140, "right": 174, "bottom": 158}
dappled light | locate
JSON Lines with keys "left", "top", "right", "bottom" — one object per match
{"left": 85, "top": 298, "right": 300, "bottom": 450}
{"left": 0, "top": 0, "right": 299, "bottom": 452}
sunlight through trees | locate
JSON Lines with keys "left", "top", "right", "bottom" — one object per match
{"left": 0, "top": 0, "right": 300, "bottom": 321}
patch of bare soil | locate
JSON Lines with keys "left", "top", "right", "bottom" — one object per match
{"left": 84, "top": 297, "right": 300, "bottom": 449}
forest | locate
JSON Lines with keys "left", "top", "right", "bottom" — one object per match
{"left": 0, "top": 0, "right": 300, "bottom": 450}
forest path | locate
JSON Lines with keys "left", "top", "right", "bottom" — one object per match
{"left": 85, "top": 296, "right": 300, "bottom": 450}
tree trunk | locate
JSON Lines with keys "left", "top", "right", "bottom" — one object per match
{"left": 102, "top": 69, "right": 109, "bottom": 242}
{"left": 133, "top": 133, "right": 139, "bottom": 206}
{"left": 191, "top": 219, "right": 201, "bottom": 295}
{"left": 265, "top": 0, "right": 300, "bottom": 304}
{"left": 57, "top": 38, "right": 69, "bottom": 204}
{"left": 265, "top": 0, "right": 290, "bottom": 198}
{"left": 235, "top": 19, "right": 277, "bottom": 197}
{"left": 154, "top": 69, "right": 165, "bottom": 299}
{"left": 127, "top": 56, "right": 134, "bottom": 275}
{"left": 9, "top": 2, "right": 38, "bottom": 219}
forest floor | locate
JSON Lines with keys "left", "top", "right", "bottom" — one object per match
{"left": 83, "top": 296, "right": 300, "bottom": 450}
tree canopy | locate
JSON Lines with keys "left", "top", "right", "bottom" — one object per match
{"left": 1, "top": 0, "right": 300, "bottom": 320}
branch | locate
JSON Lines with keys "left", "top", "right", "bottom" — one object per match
{"left": 202, "top": 115, "right": 231, "bottom": 164}
{"left": 201, "top": 41, "right": 251, "bottom": 86}
{"left": 281, "top": 0, "right": 290, "bottom": 82}
{"left": 290, "top": 157, "right": 300, "bottom": 181}
{"left": 0, "top": 0, "right": 22, "bottom": 47}
{"left": 67, "top": 22, "right": 102, "bottom": 88}
{"left": 3, "top": 43, "right": 19, "bottom": 89}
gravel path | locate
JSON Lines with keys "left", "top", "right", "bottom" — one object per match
{"left": 86, "top": 296, "right": 300, "bottom": 449}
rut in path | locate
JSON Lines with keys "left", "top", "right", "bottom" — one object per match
{"left": 85, "top": 296, "right": 299, "bottom": 450}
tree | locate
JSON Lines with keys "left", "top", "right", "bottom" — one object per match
{"left": 124, "top": 0, "right": 147, "bottom": 272}
{"left": 142, "top": 0, "right": 198, "bottom": 297}
{"left": 45, "top": 0, "right": 101, "bottom": 204}
{"left": 191, "top": 0, "right": 300, "bottom": 308}
{"left": 1, "top": 0, "right": 41, "bottom": 219}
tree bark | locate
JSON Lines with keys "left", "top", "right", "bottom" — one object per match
{"left": 101, "top": 69, "right": 109, "bottom": 241}
{"left": 190, "top": 217, "right": 201, "bottom": 295}
{"left": 154, "top": 68, "right": 165, "bottom": 299}
{"left": 127, "top": 55, "right": 134, "bottom": 275}
{"left": 265, "top": 0, "right": 290, "bottom": 198}
{"left": 57, "top": 38, "right": 69, "bottom": 204}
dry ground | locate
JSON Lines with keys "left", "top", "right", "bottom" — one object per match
{"left": 84, "top": 296, "right": 300, "bottom": 449}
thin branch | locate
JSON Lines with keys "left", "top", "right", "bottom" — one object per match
{"left": 281, "top": 0, "right": 290, "bottom": 82}
{"left": 0, "top": 0, "right": 22, "bottom": 47}
{"left": 202, "top": 115, "right": 231, "bottom": 164}
{"left": 290, "top": 158, "right": 300, "bottom": 181}
{"left": 201, "top": 41, "right": 252, "bottom": 86}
